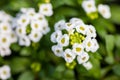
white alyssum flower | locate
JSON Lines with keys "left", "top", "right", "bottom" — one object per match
{"left": 72, "top": 43, "right": 84, "bottom": 56}
{"left": 54, "top": 20, "right": 65, "bottom": 30}
{"left": 0, "top": 34, "right": 11, "bottom": 48}
{"left": 63, "top": 49, "right": 76, "bottom": 63}
{"left": 77, "top": 52, "right": 89, "bottom": 64}
{"left": 28, "top": 30, "right": 43, "bottom": 42}
{"left": 98, "top": 4, "right": 111, "bottom": 19}
{"left": 86, "top": 25, "right": 96, "bottom": 38}
{"left": 51, "top": 18, "right": 99, "bottom": 69}
{"left": 51, "top": 30, "right": 62, "bottom": 43}
{"left": 76, "top": 23, "right": 87, "bottom": 35}
{"left": 82, "top": 0, "right": 97, "bottom": 14}
{"left": 82, "top": 61, "right": 93, "bottom": 70}
{"left": 39, "top": 3, "right": 53, "bottom": 16}
{"left": 19, "top": 35, "right": 31, "bottom": 46}
{"left": 52, "top": 45, "right": 63, "bottom": 57}
{"left": 0, "top": 47, "right": 11, "bottom": 57}
{"left": 0, "top": 65, "right": 11, "bottom": 80}
{"left": 58, "top": 34, "right": 69, "bottom": 47}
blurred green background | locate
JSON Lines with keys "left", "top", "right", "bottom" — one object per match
{"left": 1, "top": 0, "right": 120, "bottom": 80}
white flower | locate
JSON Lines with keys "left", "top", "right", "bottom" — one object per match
{"left": 19, "top": 36, "right": 31, "bottom": 46}
{"left": 72, "top": 43, "right": 84, "bottom": 56}
{"left": 33, "top": 13, "right": 46, "bottom": 22}
{"left": 52, "top": 45, "right": 63, "bottom": 57}
{"left": 0, "top": 34, "right": 11, "bottom": 48}
{"left": 15, "top": 26, "right": 26, "bottom": 36}
{"left": 82, "top": 0, "right": 97, "bottom": 14}
{"left": 65, "top": 22, "right": 75, "bottom": 32}
{"left": 84, "top": 37, "right": 94, "bottom": 52}
{"left": 54, "top": 20, "right": 65, "bottom": 30}
{"left": 28, "top": 30, "right": 43, "bottom": 42}
{"left": 91, "top": 39, "right": 99, "bottom": 52}
{"left": 0, "top": 47, "right": 11, "bottom": 57}
{"left": 76, "top": 23, "right": 87, "bottom": 35}
{"left": 63, "top": 49, "right": 76, "bottom": 63}
{"left": 70, "top": 18, "right": 84, "bottom": 26}
{"left": 17, "top": 14, "right": 29, "bottom": 26}
{"left": 82, "top": 61, "right": 93, "bottom": 70}
{"left": 39, "top": 3, "right": 53, "bottom": 16}
{"left": 50, "top": 30, "right": 62, "bottom": 43}
{"left": 58, "top": 34, "right": 69, "bottom": 47}
{"left": 86, "top": 25, "right": 96, "bottom": 38}
{"left": 41, "top": 25, "right": 50, "bottom": 35}
{"left": 98, "top": 4, "right": 111, "bottom": 19}
{"left": 0, "top": 65, "right": 11, "bottom": 80}
{"left": 9, "top": 31, "right": 17, "bottom": 43}
{"left": 31, "top": 20, "right": 42, "bottom": 31}
{"left": 77, "top": 52, "right": 89, "bottom": 64}
{"left": 0, "top": 22, "right": 12, "bottom": 33}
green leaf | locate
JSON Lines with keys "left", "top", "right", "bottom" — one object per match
{"left": 9, "top": 57, "right": 30, "bottom": 74}
{"left": 18, "top": 71, "right": 34, "bottom": 80}
{"left": 10, "top": 43, "right": 21, "bottom": 52}
{"left": 115, "top": 35, "right": 120, "bottom": 49}
{"left": 110, "top": 5, "right": 120, "bottom": 24}
{"left": 105, "top": 35, "right": 115, "bottom": 53}
{"left": 63, "top": 69, "right": 74, "bottom": 79}
{"left": 105, "top": 35, "right": 115, "bottom": 64}
{"left": 112, "top": 64, "right": 120, "bottom": 76}
{"left": 20, "top": 47, "right": 32, "bottom": 56}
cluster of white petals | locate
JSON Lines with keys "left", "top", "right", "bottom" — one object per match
{"left": 82, "top": 0, "right": 111, "bottom": 19}
{"left": 0, "top": 11, "right": 17, "bottom": 57}
{"left": 14, "top": 3, "right": 53, "bottom": 46}
{"left": 0, "top": 65, "right": 11, "bottom": 80}
{"left": 51, "top": 18, "right": 99, "bottom": 70}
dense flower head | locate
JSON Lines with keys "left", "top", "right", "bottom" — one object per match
{"left": 0, "top": 11, "right": 17, "bottom": 57}
{"left": 51, "top": 18, "right": 99, "bottom": 70}
{"left": 13, "top": 6, "right": 52, "bottom": 46}
{"left": 0, "top": 65, "right": 11, "bottom": 80}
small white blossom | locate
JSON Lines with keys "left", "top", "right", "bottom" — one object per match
{"left": 0, "top": 47, "right": 11, "bottom": 57}
{"left": 58, "top": 34, "right": 69, "bottom": 47}
{"left": 84, "top": 37, "right": 94, "bottom": 52}
{"left": 52, "top": 45, "right": 63, "bottom": 57}
{"left": 39, "top": 3, "right": 53, "bottom": 16}
{"left": 76, "top": 23, "right": 87, "bottom": 35}
{"left": 28, "top": 30, "right": 43, "bottom": 42}
{"left": 82, "top": 0, "right": 97, "bottom": 14}
{"left": 86, "top": 25, "right": 96, "bottom": 38}
{"left": 17, "top": 14, "right": 29, "bottom": 26}
{"left": 15, "top": 26, "right": 26, "bottom": 36}
{"left": 19, "top": 36, "right": 31, "bottom": 46}
{"left": 0, "top": 34, "right": 11, "bottom": 48}
{"left": 91, "top": 39, "right": 99, "bottom": 52}
{"left": 0, "top": 22, "right": 12, "bottom": 33}
{"left": 82, "top": 61, "right": 93, "bottom": 70}
{"left": 72, "top": 43, "right": 84, "bottom": 56}
{"left": 54, "top": 20, "right": 65, "bottom": 30}
{"left": 63, "top": 49, "right": 76, "bottom": 63}
{"left": 0, "top": 65, "right": 11, "bottom": 80}
{"left": 77, "top": 52, "right": 89, "bottom": 64}
{"left": 51, "top": 30, "right": 62, "bottom": 43}
{"left": 31, "top": 20, "right": 42, "bottom": 31}
{"left": 98, "top": 4, "right": 111, "bottom": 19}
{"left": 70, "top": 18, "right": 84, "bottom": 26}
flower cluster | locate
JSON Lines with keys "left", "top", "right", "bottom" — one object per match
{"left": 51, "top": 18, "right": 99, "bottom": 70}
{"left": 82, "top": 0, "right": 111, "bottom": 19}
{"left": 0, "top": 11, "right": 17, "bottom": 57}
{"left": 0, "top": 65, "right": 11, "bottom": 80}
{"left": 14, "top": 3, "right": 53, "bottom": 46}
